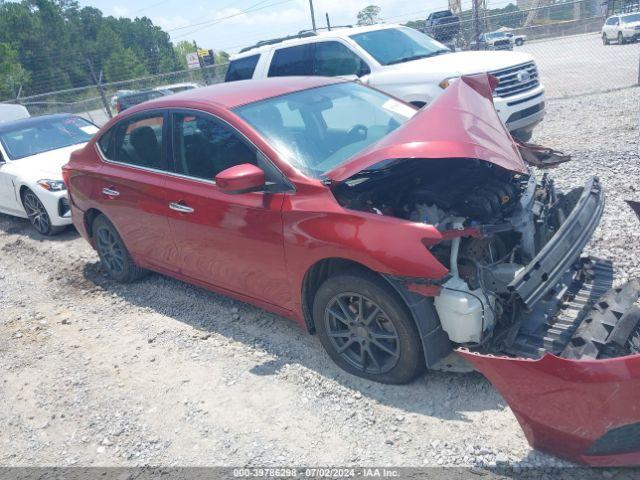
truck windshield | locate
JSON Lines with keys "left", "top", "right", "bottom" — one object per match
{"left": 350, "top": 27, "right": 450, "bottom": 66}
{"left": 234, "top": 82, "right": 416, "bottom": 179}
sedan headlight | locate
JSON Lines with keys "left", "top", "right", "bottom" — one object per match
{"left": 439, "top": 76, "right": 459, "bottom": 89}
{"left": 37, "top": 179, "right": 66, "bottom": 191}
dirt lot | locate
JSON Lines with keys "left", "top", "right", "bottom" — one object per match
{"left": 1, "top": 86, "right": 639, "bottom": 472}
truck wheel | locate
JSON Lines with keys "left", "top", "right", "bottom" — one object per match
{"left": 515, "top": 38, "right": 523, "bottom": 46}
{"left": 313, "top": 270, "right": 425, "bottom": 384}
{"left": 618, "top": 32, "right": 625, "bottom": 45}
{"left": 511, "top": 129, "right": 533, "bottom": 143}
{"left": 602, "top": 33, "right": 609, "bottom": 45}
{"left": 92, "top": 214, "right": 147, "bottom": 283}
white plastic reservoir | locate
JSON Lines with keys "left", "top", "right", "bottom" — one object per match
{"left": 434, "top": 276, "right": 495, "bottom": 344}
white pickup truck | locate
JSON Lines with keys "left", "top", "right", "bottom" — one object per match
{"left": 226, "top": 24, "right": 545, "bottom": 141}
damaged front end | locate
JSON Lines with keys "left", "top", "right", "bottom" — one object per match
{"left": 328, "top": 74, "right": 640, "bottom": 466}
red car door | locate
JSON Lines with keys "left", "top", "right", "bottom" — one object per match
{"left": 93, "top": 111, "right": 178, "bottom": 269}
{"left": 163, "top": 110, "right": 292, "bottom": 309}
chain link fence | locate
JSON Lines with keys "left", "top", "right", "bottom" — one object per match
{"left": 3, "top": 0, "right": 639, "bottom": 126}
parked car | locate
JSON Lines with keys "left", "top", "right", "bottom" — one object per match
{"left": 113, "top": 89, "right": 169, "bottom": 113}
{"left": 0, "top": 103, "right": 30, "bottom": 124}
{"left": 153, "top": 82, "right": 200, "bottom": 94}
{"left": 63, "top": 76, "right": 640, "bottom": 466}
{"left": 602, "top": 12, "right": 640, "bottom": 44}
{"left": 470, "top": 31, "right": 514, "bottom": 51}
{"left": 423, "top": 9, "right": 460, "bottom": 43}
{"left": 225, "top": 24, "right": 545, "bottom": 142}
{"left": 505, "top": 31, "right": 527, "bottom": 46}
{"left": 0, "top": 114, "right": 98, "bottom": 234}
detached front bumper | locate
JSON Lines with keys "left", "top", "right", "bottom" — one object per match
{"left": 459, "top": 345, "right": 640, "bottom": 466}
{"left": 456, "top": 185, "right": 640, "bottom": 466}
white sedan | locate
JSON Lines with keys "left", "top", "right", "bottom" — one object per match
{"left": 0, "top": 114, "right": 98, "bottom": 235}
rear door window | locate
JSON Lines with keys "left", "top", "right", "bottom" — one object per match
{"left": 268, "top": 44, "right": 314, "bottom": 77}
{"left": 225, "top": 54, "right": 260, "bottom": 82}
{"left": 98, "top": 113, "right": 166, "bottom": 170}
{"left": 314, "top": 41, "right": 369, "bottom": 76}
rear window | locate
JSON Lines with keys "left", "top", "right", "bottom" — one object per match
{"left": 225, "top": 54, "right": 260, "bottom": 82}
{"left": 268, "top": 44, "right": 314, "bottom": 77}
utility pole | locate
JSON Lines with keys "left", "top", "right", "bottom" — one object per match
{"left": 471, "top": 0, "right": 486, "bottom": 50}
{"left": 86, "top": 57, "right": 112, "bottom": 119}
{"left": 326, "top": 12, "right": 331, "bottom": 31}
{"left": 308, "top": 0, "right": 317, "bottom": 31}
{"left": 193, "top": 40, "right": 210, "bottom": 85}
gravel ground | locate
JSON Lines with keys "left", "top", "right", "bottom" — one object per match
{"left": 0, "top": 86, "right": 639, "bottom": 474}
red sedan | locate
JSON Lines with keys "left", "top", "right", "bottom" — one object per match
{"left": 63, "top": 75, "right": 640, "bottom": 466}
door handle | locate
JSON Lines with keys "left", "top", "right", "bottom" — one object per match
{"left": 102, "top": 187, "right": 120, "bottom": 197}
{"left": 169, "top": 202, "right": 194, "bottom": 214}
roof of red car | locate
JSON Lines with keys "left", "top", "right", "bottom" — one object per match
{"left": 140, "top": 77, "right": 346, "bottom": 110}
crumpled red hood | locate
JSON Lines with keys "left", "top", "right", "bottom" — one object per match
{"left": 326, "top": 74, "right": 527, "bottom": 183}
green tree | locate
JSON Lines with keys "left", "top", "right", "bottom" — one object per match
{"left": 174, "top": 40, "right": 197, "bottom": 69}
{"left": 215, "top": 50, "right": 230, "bottom": 65}
{"left": 104, "top": 47, "right": 148, "bottom": 83}
{"left": 0, "top": 43, "right": 29, "bottom": 98}
{"left": 357, "top": 5, "right": 381, "bottom": 26}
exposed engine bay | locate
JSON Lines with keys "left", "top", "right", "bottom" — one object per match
{"left": 333, "top": 158, "right": 640, "bottom": 361}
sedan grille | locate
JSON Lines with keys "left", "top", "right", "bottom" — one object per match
{"left": 491, "top": 61, "right": 540, "bottom": 98}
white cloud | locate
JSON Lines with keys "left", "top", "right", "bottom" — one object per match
{"left": 153, "top": 15, "right": 191, "bottom": 31}
{"left": 112, "top": 5, "right": 130, "bottom": 17}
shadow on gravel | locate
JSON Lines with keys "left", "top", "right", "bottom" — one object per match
{"left": 0, "top": 213, "right": 79, "bottom": 242}
{"left": 77, "top": 256, "right": 506, "bottom": 421}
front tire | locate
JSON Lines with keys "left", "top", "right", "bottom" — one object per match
{"left": 92, "top": 214, "right": 147, "bottom": 283}
{"left": 21, "top": 189, "right": 64, "bottom": 236}
{"left": 618, "top": 32, "right": 625, "bottom": 44}
{"left": 313, "top": 270, "right": 425, "bottom": 384}
{"left": 602, "top": 33, "right": 609, "bottom": 45}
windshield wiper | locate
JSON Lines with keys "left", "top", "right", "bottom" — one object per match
{"left": 387, "top": 50, "right": 450, "bottom": 65}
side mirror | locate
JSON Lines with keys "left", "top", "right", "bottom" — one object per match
{"left": 215, "top": 163, "right": 265, "bottom": 194}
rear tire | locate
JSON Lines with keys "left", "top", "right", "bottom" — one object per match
{"left": 312, "top": 270, "right": 425, "bottom": 384}
{"left": 21, "top": 189, "right": 64, "bottom": 236}
{"left": 515, "top": 38, "right": 523, "bottom": 46}
{"left": 92, "top": 214, "right": 147, "bottom": 283}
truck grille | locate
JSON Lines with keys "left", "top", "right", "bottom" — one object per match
{"left": 492, "top": 39, "right": 511, "bottom": 50}
{"left": 491, "top": 61, "right": 540, "bottom": 98}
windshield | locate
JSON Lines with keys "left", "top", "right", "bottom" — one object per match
{"left": 0, "top": 116, "right": 97, "bottom": 160}
{"left": 350, "top": 27, "right": 450, "bottom": 66}
{"left": 234, "top": 82, "right": 416, "bottom": 179}
{"left": 622, "top": 13, "right": 640, "bottom": 23}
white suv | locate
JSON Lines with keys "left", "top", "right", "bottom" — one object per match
{"left": 602, "top": 12, "right": 640, "bottom": 45}
{"left": 226, "top": 24, "right": 545, "bottom": 141}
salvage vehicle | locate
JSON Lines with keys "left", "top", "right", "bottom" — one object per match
{"left": 0, "top": 114, "right": 98, "bottom": 234}
{"left": 226, "top": 24, "right": 545, "bottom": 142}
{"left": 63, "top": 76, "right": 640, "bottom": 467}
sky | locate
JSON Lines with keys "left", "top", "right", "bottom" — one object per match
{"left": 77, "top": 0, "right": 462, "bottom": 53}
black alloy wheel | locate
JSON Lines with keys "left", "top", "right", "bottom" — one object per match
{"left": 324, "top": 292, "right": 400, "bottom": 375}
{"left": 96, "top": 224, "right": 126, "bottom": 275}
{"left": 313, "top": 270, "right": 424, "bottom": 384}
{"left": 92, "top": 214, "right": 147, "bottom": 283}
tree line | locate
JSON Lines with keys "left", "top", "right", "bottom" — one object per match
{"left": 0, "top": 0, "right": 201, "bottom": 100}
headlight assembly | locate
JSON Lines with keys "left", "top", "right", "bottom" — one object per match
{"left": 37, "top": 179, "right": 66, "bottom": 191}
